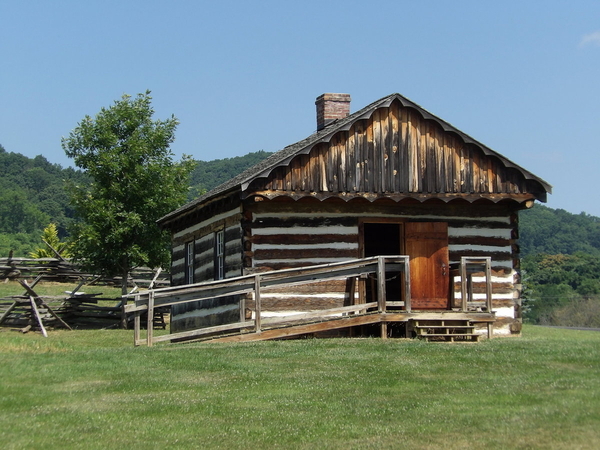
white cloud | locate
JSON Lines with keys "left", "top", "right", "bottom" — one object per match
{"left": 579, "top": 31, "right": 600, "bottom": 47}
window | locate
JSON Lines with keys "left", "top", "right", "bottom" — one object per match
{"left": 215, "top": 230, "right": 225, "bottom": 280}
{"left": 185, "top": 241, "right": 194, "bottom": 284}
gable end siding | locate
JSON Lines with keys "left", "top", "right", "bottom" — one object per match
{"left": 247, "top": 102, "right": 544, "bottom": 201}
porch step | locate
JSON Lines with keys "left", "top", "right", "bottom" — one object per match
{"left": 411, "top": 319, "right": 480, "bottom": 342}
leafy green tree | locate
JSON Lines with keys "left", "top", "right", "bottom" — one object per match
{"left": 61, "top": 91, "right": 195, "bottom": 294}
{"left": 521, "top": 252, "right": 600, "bottom": 325}
{"left": 30, "top": 223, "right": 71, "bottom": 259}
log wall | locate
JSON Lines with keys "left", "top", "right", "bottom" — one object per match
{"left": 244, "top": 199, "right": 521, "bottom": 334}
{"left": 170, "top": 204, "right": 244, "bottom": 332}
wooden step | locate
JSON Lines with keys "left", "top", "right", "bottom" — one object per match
{"left": 410, "top": 318, "right": 480, "bottom": 342}
{"left": 414, "top": 325, "right": 475, "bottom": 331}
{"left": 417, "top": 333, "right": 480, "bottom": 342}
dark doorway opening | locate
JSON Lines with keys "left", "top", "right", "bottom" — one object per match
{"left": 363, "top": 223, "right": 403, "bottom": 304}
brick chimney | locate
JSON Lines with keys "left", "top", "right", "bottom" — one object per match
{"left": 315, "top": 93, "right": 351, "bottom": 131}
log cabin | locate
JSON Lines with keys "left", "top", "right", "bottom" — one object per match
{"left": 157, "top": 92, "right": 551, "bottom": 340}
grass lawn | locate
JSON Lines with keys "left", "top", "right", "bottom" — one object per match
{"left": 0, "top": 325, "right": 599, "bottom": 449}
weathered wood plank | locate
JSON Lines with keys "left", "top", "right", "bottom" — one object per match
{"left": 389, "top": 104, "right": 400, "bottom": 192}
{"left": 210, "top": 313, "right": 384, "bottom": 343}
{"left": 261, "top": 302, "right": 378, "bottom": 326}
{"left": 346, "top": 124, "right": 356, "bottom": 191}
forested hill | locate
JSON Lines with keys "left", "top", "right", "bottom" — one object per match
{"left": 0, "top": 144, "right": 85, "bottom": 241}
{"left": 187, "top": 150, "right": 272, "bottom": 199}
{"left": 519, "top": 204, "right": 600, "bottom": 257}
{"left": 0, "top": 145, "right": 272, "bottom": 255}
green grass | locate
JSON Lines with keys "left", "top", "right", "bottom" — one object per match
{"left": 1, "top": 326, "right": 599, "bottom": 449}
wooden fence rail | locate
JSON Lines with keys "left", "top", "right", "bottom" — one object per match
{"left": 0, "top": 257, "right": 170, "bottom": 288}
{"left": 124, "top": 256, "right": 411, "bottom": 347}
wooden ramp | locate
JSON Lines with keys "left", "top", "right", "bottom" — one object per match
{"left": 206, "top": 311, "right": 494, "bottom": 343}
{"left": 208, "top": 312, "right": 383, "bottom": 343}
{"left": 124, "top": 256, "right": 496, "bottom": 347}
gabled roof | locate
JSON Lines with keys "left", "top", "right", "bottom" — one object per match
{"left": 159, "top": 93, "right": 551, "bottom": 225}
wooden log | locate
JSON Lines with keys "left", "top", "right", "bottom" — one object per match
{"left": 0, "top": 301, "right": 18, "bottom": 325}
{"left": 28, "top": 296, "right": 48, "bottom": 337}
{"left": 19, "top": 280, "right": 72, "bottom": 331}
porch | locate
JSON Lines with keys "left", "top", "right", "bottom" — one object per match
{"left": 124, "top": 256, "right": 496, "bottom": 346}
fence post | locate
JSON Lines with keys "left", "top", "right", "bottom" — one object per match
{"left": 378, "top": 257, "right": 388, "bottom": 339}
{"left": 121, "top": 297, "right": 128, "bottom": 329}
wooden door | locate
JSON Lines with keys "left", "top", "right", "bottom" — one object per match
{"left": 405, "top": 222, "right": 449, "bottom": 310}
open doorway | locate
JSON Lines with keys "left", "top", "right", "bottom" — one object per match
{"left": 362, "top": 222, "right": 403, "bottom": 304}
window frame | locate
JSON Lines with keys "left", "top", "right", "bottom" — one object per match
{"left": 185, "top": 240, "right": 195, "bottom": 285}
{"left": 215, "top": 229, "right": 225, "bottom": 280}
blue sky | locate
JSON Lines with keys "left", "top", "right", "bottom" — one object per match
{"left": 1, "top": 1, "right": 599, "bottom": 215}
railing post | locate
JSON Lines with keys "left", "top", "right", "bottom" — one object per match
{"left": 460, "top": 257, "right": 468, "bottom": 312}
{"left": 121, "top": 297, "right": 128, "bottom": 330}
{"left": 133, "top": 293, "right": 141, "bottom": 346}
{"left": 403, "top": 256, "right": 411, "bottom": 313}
{"left": 485, "top": 257, "right": 493, "bottom": 313}
{"left": 146, "top": 291, "right": 154, "bottom": 347}
{"left": 254, "top": 274, "right": 262, "bottom": 333}
{"left": 134, "top": 311, "right": 140, "bottom": 346}
{"left": 377, "top": 256, "right": 386, "bottom": 313}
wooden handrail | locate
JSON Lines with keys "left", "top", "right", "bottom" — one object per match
{"left": 459, "top": 256, "right": 493, "bottom": 313}
{"left": 127, "top": 256, "right": 410, "bottom": 346}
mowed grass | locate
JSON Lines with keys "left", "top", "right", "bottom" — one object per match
{"left": 0, "top": 326, "right": 599, "bottom": 449}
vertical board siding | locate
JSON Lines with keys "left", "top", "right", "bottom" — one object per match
{"left": 254, "top": 100, "right": 531, "bottom": 197}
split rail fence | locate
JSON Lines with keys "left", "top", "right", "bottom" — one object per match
{"left": 1, "top": 257, "right": 169, "bottom": 332}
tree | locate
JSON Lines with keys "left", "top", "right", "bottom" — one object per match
{"left": 30, "top": 223, "right": 71, "bottom": 259}
{"left": 62, "top": 91, "right": 195, "bottom": 294}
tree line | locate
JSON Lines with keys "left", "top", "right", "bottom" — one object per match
{"left": 519, "top": 205, "right": 600, "bottom": 327}
{"left": 0, "top": 142, "right": 271, "bottom": 256}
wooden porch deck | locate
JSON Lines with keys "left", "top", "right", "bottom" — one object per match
{"left": 124, "top": 256, "right": 495, "bottom": 346}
